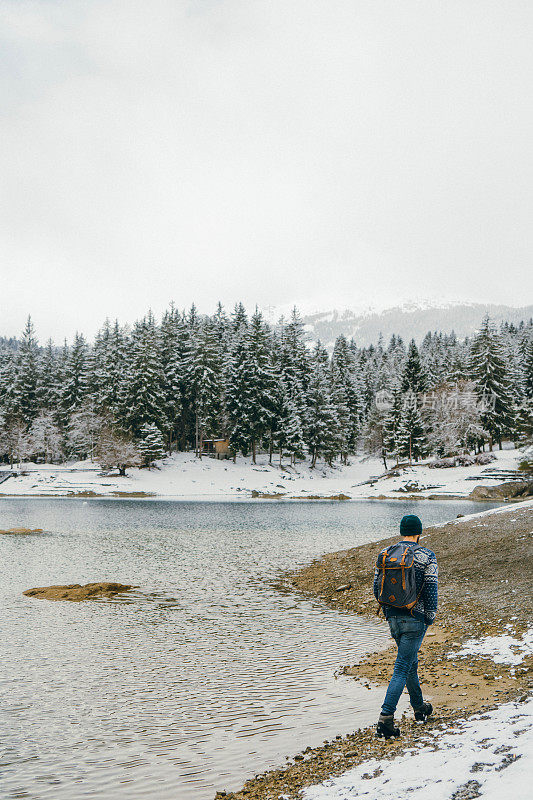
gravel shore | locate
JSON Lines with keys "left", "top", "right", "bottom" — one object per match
{"left": 220, "top": 501, "right": 533, "bottom": 800}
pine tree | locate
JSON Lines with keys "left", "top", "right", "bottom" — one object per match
{"left": 383, "top": 385, "right": 403, "bottom": 465}
{"left": 305, "top": 343, "right": 340, "bottom": 468}
{"left": 468, "top": 316, "right": 516, "bottom": 449}
{"left": 60, "top": 332, "right": 89, "bottom": 419}
{"left": 279, "top": 308, "right": 310, "bottom": 404}
{"left": 90, "top": 319, "right": 127, "bottom": 419}
{"left": 401, "top": 339, "right": 427, "bottom": 395}
{"left": 397, "top": 393, "right": 428, "bottom": 463}
{"left": 225, "top": 325, "right": 255, "bottom": 458}
{"left": 443, "top": 331, "right": 467, "bottom": 383}
{"left": 331, "top": 334, "right": 364, "bottom": 457}
{"left": 517, "top": 333, "right": 533, "bottom": 444}
{"left": 231, "top": 302, "right": 248, "bottom": 336}
{"left": 174, "top": 311, "right": 197, "bottom": 450}
{"left": 362, "top": 402, "right": 388, "bottom": 470}
{"left": 38, "top": 339, "right": 60, "bottom": 413}
{"left": 282, "top": 395, "right": 306, "bottom": 464}
{"left": 274, "top": 385, "right": 306, "bottom": 465}
{"left": 190, "top": 319, "right": 223, "bottom": 455}
{"left": 246, "top": 309, "right": 276, "bottom": 462}
{"left": 12, "top": 316, "right": 40, "bottom": 423}
{"left": 139, "top": 422, "right": 166, "bottom": 468}
{"left": 213, "top": 302, "right": 231, "bottom": 357}
{"left": 420, "top": 332, "right": 446, "bottom": 389}
{"left": 159, "top": 306, "right": 183, "bottom": 451}
{"left": 121, "top": 314, "right": 166, "bottom": 437}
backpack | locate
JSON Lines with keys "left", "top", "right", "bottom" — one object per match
{"left": 376, "top": 542, "right": 422, "bottom": 613}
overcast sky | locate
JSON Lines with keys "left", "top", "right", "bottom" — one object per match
{"left": 1, "top": 0, "right": 532, "bottom": 342}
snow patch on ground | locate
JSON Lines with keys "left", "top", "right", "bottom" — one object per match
{"left": 449, "top": 628, "right": 533, "bottom": 667}
{"left": 0, "top": 446, "right": 526, "bottom": 500}
{"left": 303, "top": 698, "right": 533, "bottom": 800}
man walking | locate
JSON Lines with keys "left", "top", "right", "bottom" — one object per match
{"left": 373, "top": 514, "right": 438, "bottom": 738}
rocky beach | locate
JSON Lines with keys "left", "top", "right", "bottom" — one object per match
{"left": 222, "top": 500, "right": 533, "bottom": 800}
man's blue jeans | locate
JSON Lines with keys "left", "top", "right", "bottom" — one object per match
{"left": 381, "top": 615, "right": 427, "bottom": 716}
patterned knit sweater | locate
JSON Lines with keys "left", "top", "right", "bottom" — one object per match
{"left": 373, "top": 541, "right": 439, "bottom": 626}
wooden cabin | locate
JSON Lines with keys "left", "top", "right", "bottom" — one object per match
{"left": 202, "top": 438, "right": 231, "bottom": 459}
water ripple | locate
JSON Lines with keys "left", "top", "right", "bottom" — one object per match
{"left": 0, "top": 497, "right": 495, "bottom": 799}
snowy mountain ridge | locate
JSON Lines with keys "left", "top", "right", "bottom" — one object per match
{"left": 293, "top": 301, "right": 533, "bottom": 349}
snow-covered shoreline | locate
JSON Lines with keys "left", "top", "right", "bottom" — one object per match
{"left": 303, "top": 696, "right": 532, "bottom": 800}
{"left": 302, "top": 624, "right": 533, "bottom": 800}
{"left": 0, "top": 446, "right": 527, "bottom": 500}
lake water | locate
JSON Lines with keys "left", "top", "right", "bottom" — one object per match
{"left": 0, "top": 497, "right": 497, "bottom": 799}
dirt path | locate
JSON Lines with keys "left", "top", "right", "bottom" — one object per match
{"left": 219, "top": 502, "right": 533, "bottom": 800}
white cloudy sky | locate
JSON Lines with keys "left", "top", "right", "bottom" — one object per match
{"left": 1, "top": 0, "right": 532, "bottom": 342}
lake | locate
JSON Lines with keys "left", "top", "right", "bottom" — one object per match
{"left": 0, "top": 497, "right": 497, "bottom": 799}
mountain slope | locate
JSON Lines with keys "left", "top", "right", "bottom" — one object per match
{"left": 302, "top": 302, "right": 533, "bottom": 348}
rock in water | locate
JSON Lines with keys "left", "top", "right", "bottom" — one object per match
{"left": 23, "top": 582, "right": 136, "bottom": 601}
{"left": 0, "top": 528, "right": 43, "bottom": 535}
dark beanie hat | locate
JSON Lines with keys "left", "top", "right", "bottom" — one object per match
{"left": 400, "top": 514, "right": 422, "bottom": 537}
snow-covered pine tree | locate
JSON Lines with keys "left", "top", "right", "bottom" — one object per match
{"left": 279, "top": 307, "right": 310, "bottom": 403}
{"left": 121, "top": 313, "right": 166, "bottom": 437}
{"left": 516, "top": 332, "right": 533, "bottom": 445}
{"left": 187, "top": 303, "right": 200, "bottom": 331}
{"left": 383, "top": 385, "right": 403, "bottom": 466}
{"left": 331, "top": 334, "right": 364, "bottom": 458}
{"left": 360, "top": 346, "right": 382, "bottom": 414}
{"left": 397, "top": 393, "right": 428, "bottom": 463}
{"left": 105, "top": 320, "right": 128, "bottom": 420}
{"left": 139, "top": 422, "right": 166, "bottom": 468}
{"left": 231, "top": 302, "right": 248, "bottom": 337}
{"left": 386, "top": 334, "right": 407, "bottom": 378}
{"left": 38, "top": 339, "right": 60, "bottom": 414}
{"left": 213, "top": 302, "right": 231, "bottom": 357}
{"left": 190, "top": 319, "right": 223, "bottom": 456}
{"left": 305, "top": 342, "right": 341, "bottom": 468}
{"left": 274, "top": 386, "right": 306, "bottom": 465}
{"left": 60, "top": 332, "right": 89, "bottom": 421}
{"left": 225, "top": 324, "right": 255, "bottom": 459}
{"left": 0, "top": 347, "right": 17, "bottom": 424}
{"left": 362, "top": 402, "right": 388, "bottom": 470}
{"left": 11, "top": 316, "right": 40, "bottom": 423}
{"left": 468, "top": 316, "right": 516, "bottom": 449}
{"left": 401, "top": 339, "right": 427, "bottom": 396}
{"left": 502, "top": 324, "right": 527, "bottom": 447}
{"left": 159, "top": 306, "right": 183, "bottom": 452}
{"left": 443, "top": 331, "right": 467, "bottom": 383}
{"left": 173, "top": 311, "right": 197, "bottom": 450}
{"left": 282, "top": 395, "right": 306, "bottom": 464}
{"left": 90, "top": 319, "right": 126, "bottom": 419}
{"left": 246, "top": 308, "right": 276, "bottom": 462}
{"left": 420, "top": 332, "right": 446, "bottom": 389}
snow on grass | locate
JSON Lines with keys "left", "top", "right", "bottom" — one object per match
{"left": 0, "top": 447, "right": 525, "bottom": 499}
{"left": 449, "top": 628, "right": 533, "bottom": 667}
{"left": 303, "top": 697, "right": 533, "bottom": 800}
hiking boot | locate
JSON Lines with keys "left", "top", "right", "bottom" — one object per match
{"left": 375, "top": 714, "right": 400, "bottom": 739}
{"left": 414, "top": 702, "right": 433, "bottom": 722}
